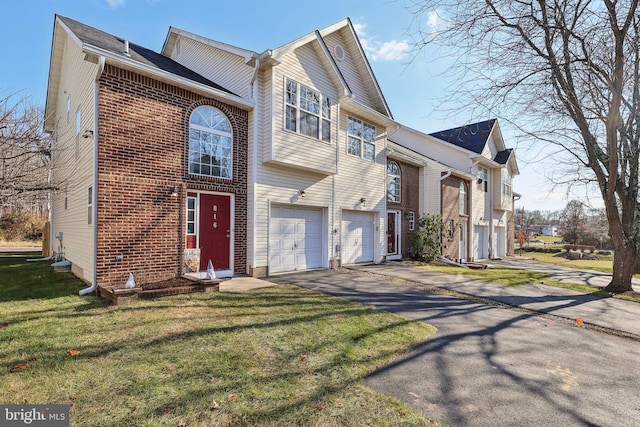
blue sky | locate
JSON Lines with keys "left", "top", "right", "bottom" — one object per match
{"left": 0, "top": 0, "right": 592, "bottom": 212}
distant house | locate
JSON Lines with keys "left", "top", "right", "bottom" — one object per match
{"left": 541, "top": 226, "right": 558, "bottom": 237}
{"left": 44, "top": 14, "right": 518, "bottom": 293}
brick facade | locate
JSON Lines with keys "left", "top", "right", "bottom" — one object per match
{"left": 440, "top": 174, "right": 470, "bottom": 260}
{"left": 96, "top": 65, "right": 248, "bottom": 288}
{"left": 387, "top": 160, "right": 420, "bottom": 258}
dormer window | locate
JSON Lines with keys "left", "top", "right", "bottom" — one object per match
{"left": 285, "top": 78, "right": 331, "bottom": 142}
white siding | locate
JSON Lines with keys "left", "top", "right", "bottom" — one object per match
{"left": 268, "top": 43, "right": 338, "bottom": 174}
{"left": 50, "top": 32, "right": 97, "bottom": 284}
{"left": 171, "top": 36, "right": 254, "bottom": 98}
{"left": 393, "top": 127, "right": 471, "bottom": 172}
{"left": 323, "top": 29, "right": 387, "bottom": 115}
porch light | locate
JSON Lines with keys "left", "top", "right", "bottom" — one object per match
{"left": 298, "top": 189, "right": 306, "bottom": 198}
{"left": 171, "top": 186, "right": 179, "bottom": 197}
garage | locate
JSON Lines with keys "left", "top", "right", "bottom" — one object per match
{"left": 269, "top": 205, "right": 324, "bottom": 273}
{"left": 341, "top": 210, "right": 375, "bottom": 265}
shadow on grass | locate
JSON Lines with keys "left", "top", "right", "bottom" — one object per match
{"left": 0, "top": 254, "right": 90, "bottom": 302}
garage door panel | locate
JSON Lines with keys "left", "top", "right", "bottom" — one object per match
{"left": 342, "top": 211, "right": 375, "bottom": 265}
{"left": 270, "top": 206, "right": 324, "bottom": 273}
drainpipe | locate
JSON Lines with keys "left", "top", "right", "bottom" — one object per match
{"left": 79, "top": 55, "right": 105, "bottom": 296}
{"left": 249, "top": 56, "right": 259, "bottom": 275}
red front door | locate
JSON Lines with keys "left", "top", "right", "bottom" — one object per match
{"left": 199, "top": 194, "right": 231, "bottom": 271}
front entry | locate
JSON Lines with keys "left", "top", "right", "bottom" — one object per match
{"left": 199, "top": 194, "right": 231, "bottom": 271}
{"left": 387, "top": 211, "right": 401, "bottom": 260}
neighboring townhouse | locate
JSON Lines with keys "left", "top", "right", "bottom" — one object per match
{"left": 386, "top": 138, "right": 475, "bottom": 262}
{"left": 430, "top": 119, "right": 519, "bottom": 259}
{"left": 45, "top": 15, "right": 252, "bottom": 291}
{"left": 163, "top": 19, "right": 396, "bottom": 276}
{"left": 390, "top": 119, "right": 518, "bottom": 261}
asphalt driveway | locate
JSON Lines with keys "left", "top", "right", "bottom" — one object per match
{"left": 275, "top": 268, "right": 640, "bottom": 427}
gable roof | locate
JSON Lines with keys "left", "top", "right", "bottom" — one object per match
{"left": 58, "top": 15, "right": 234, "bottom": 95}
{"left": 429, "top": 119, "right": 497, "bottom": 154}
{"left": 269, "top": 18, "right": 393, "bottom": 120}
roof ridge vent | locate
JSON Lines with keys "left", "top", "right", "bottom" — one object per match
{"left": 123, "top": 40, "right": 131, "bottom": 57}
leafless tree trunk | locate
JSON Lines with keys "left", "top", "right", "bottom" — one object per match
{"left": 0, "top": 94, "right": 54, "bottom": 214}
{"left": 407, "top": 0, "right": 640, "bottom": 292}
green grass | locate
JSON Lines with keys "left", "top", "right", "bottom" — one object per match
{"left": 524, "top": 251, "right": 614, "bottom": 274}
{"left": 0, "top": 254, "right": 440, "bottom": 426}
{"left": 417, "top": 263, "right": 640, "bottom": 303}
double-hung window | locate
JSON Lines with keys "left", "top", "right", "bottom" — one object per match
{"left": 347, "top": 117, "right": 375, "bottom": 161}
{"left": 285, "top": 78, "right": 331, "bottom": 142}
{"left": 503, "top": 170, "right": 512, "bottom": 197}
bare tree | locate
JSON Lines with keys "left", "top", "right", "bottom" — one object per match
{"left": 559, "top": 200, "right": 588, "bottom": 244}
{"left": 407, "top": 0, "right": 640, "bottom": 292}
{"left": 0, "top": 94, "right": 53, "bottom": 214}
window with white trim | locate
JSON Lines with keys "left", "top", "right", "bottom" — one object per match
{"left": 186, "top": 197, "right": 196, "bottom": 235}
{"left": 189, "top": 106, "right": 233, "bottom": 179}
{"left": 459, "top": 181, "right": 467, "bottom": 215}
{"left": 477, "top": 165, "right": 488, "bottom": 192}
{"left": 387, "top": 161, "right": 401, "bottom": 202}
{"left": 408, "top": 211, "right": 415, "bottom": 231}
{"left": 285, "top": 78, "right": 331, "bottom": 142}
{"left": 503, "top": 170, "right": 512, "bottom": 196}
{"left": 347, "top": 116, "right": 375, "bottom": 161}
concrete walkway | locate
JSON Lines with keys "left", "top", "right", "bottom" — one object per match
{"left": 348, "top": 260, "right": 640, "bottom": 338}
{"left": 219, "top": 277, "right": 276, "bottom": 292}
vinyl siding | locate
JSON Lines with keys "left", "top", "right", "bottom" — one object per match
{"left": 170, "top": 36, "right": 253, "bottom": 98}
{"left": 268, "top": 43, "right": 338, "bottom": 174}
{"left": 392, "top": 127, "right": 471, "bottom": 172}
{"left": 50, "top": 32, "right": 97, "bottom": 284}
{"left": 335, "top": 111, "right": 387, "bottom": 264}
{"left": 323, "top": 29, "right": 387, "bottom": 115}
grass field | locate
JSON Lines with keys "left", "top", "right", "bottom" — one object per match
{"left": 0, "top": 253, "right": 440, "bottom": 426}
{"left": 523, "top": 251, "right": 614, "bottom": 274}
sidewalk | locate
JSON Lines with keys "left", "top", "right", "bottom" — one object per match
{"left": 347, "top": 261, "right": 640, "bottom": 338}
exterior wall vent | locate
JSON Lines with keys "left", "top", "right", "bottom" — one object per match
{"left": 333, "top": 44, "right": 345, "bottom": 61}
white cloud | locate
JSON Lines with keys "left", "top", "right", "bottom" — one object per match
{"left": 354, "top": 21, "right": 409, "bottom": 62}
{"left": 106, "top": 0, "right": 126, "bottom": 9}
{"left": 427, "top": 10, "right": 441, "bottom": 33}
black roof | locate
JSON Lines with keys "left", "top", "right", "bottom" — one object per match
{"left": 58, "top": 15, "right": 236, "bottom": 96}
{"left": 429, "top": 119, "right": 497, "bottom": 154}
{"left": 494, "top": 148, "right": 513, "bottom": 165}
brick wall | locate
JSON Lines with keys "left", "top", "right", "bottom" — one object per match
{"left": 387, "top": 159, "right": 420, "bottom": 258}
{"left": 96, "top": 65, "right": 248, "bottom": 288}
{"left": 440, "top": 174, "right": 470, "bottom": 260}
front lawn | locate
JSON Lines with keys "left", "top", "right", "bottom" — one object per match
{"left": 0, "top": 254, "right": 439, "bottom": 426}
{"left": 522, "top": 251, "right": 614, "bottom": 274}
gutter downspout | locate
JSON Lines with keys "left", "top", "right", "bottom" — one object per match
{"left": 80, "top": 55, "right": 105, "bottom": 296}
{"left": 249, "top": 56, "right": 259, "bottom": 275}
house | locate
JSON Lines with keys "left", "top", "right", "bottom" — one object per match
{"left": 541, "top": 226, "right": 558, "bottom": 237}
{"left": 430, "top": 119, "right": 519, "bottom": 259}
{"left": 45, "top": 15, "right": 252, "bottom": 292}
{"left": 45, "top": 15, "right": 517, "bottom": 294}
{"left": 162, "top": 19, "right": 396, "bottom": 276}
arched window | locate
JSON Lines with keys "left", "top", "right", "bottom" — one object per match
{"left": 387, "top": 161, "right": 401, "bottom": 202}
{"left": 189, "top": 106, "right": 232, "bottom": 179}
{"left": 459, "top": 181, "right": 467, "bottom": 214}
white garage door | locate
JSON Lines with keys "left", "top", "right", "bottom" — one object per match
{"left": 474, "top": 226, "right": 487, "bottom": 259}
{"left": 342, "top": 211, "right": 375, "bottom": 265}
{"left": 270, "top": 206, "right": 323, "bottom": 273}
